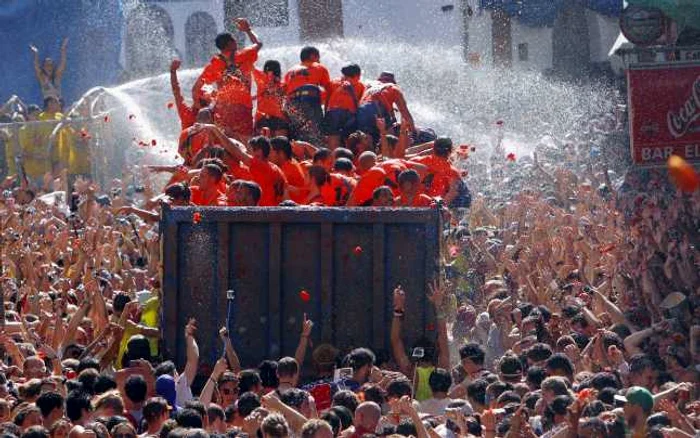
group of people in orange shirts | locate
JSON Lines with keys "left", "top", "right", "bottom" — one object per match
{"left": 165, "top": 19, "right": 471, "bottom": 208}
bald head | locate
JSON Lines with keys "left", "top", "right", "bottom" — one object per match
{"left": 354, "top": 402, "right": 381, "bottom": 431}
{"left": 358, "top": 152, "right": 377, "bottom": 173}
{"left": 69, "top": 426, "right": 96, "bottom": 438}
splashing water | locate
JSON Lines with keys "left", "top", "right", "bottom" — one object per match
{"left": 87, "top": 38, "right": 617, "bottom": 184}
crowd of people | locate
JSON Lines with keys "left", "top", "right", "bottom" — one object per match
{"left": 160, "top": 18, "right": 469, "bottom": 209}
{"left": 0, "top": 15, "right": 698, "bottom": 438}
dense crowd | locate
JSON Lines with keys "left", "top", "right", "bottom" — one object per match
{"left": 0, "top": 16, "right": 699, "bottom": 438}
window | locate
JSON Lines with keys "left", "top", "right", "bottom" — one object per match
{"left": 518, "top": 43, "right": 529, "bottom": 61}
{"left": 225, "top": 0, "right": 289, "bottom": 27}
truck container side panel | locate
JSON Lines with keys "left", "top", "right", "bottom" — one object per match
{"left": 161, "top": 207, "right": 441, "bottom": 370}
{"left": 385, "top": 224, "right": 432, "bottom": 344}
{"left": 228, "top": 223, "right": 270, "bottom": 365}
{"left": 280, "top": 223, "right": 322, "bottom": 358}
{"left": 332, "top": 224, "right": 375, "bottom": 351}
{"left": 178, "top": 223, "right": 220, "bottom": 366}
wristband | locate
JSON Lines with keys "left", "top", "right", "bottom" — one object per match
{"left": 393, "top": 310, "right": 405, "bottom": 317}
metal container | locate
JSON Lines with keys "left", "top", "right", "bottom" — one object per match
{"left": 161, "top": 206, "right": 442, "bottom": 371}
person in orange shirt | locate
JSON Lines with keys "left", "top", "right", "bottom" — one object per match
{"left": 371, "top": 186, "right": 395, "bottom": 207}
{"left": 284, "top": 46, "right": 331, "bottom": 144}
{"left": 376, "top": 159, "right": 407, "bottom": 196}
{"left": 253, "top": 60, "right": 289, "bottom": 137}
{"left": 332, "top": 158, "right": 357, "bottom": 180}
{"left": 178, "top": 108, "right": 216, "bottom": 165}
{"left": 395, "top": 169, "right": 435, "bottom": 207}
{"left": 345, "top": 131, "right": 373, "bottom": 160}
{"left": 357, "top": 72, "right": 415, "bottom": 145}
{"left": 312, "top": 148, "right": 333, "bottom": 172}
{"left": 203, "top": 125, "right": 288, "bottom": 206}
{"left": 170, "top": 59, "right": 202, "bottom": 130}
{"left": 346, "top": 166, "right": 390, "bottom": 207}
{"left": 190, "top": 163, "right": 227, "bottom": 206}
{"left": 192, "top": 19, "right": 262, "bottom": 104}
{"left": 411, "top": 137, "right": 462, "bottom": 204}
{"left": 270, "top": 136, "right": 307, "bottom": 204}
{"left": 226, "top": 180, "right": 261, "bottom": 206}
{"left": 324, "top": 64, "right": 364, "bottom": 149}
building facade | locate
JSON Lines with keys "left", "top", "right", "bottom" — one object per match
{"left": 122, "top": 0, "right": 621, "bottom": 76}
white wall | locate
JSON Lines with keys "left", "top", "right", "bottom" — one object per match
{"left": 251, "top": 1, "right": 301, "bottom": 47}
{"left": 511, "top": 24, "right": 553, "bottom": 70}
{"left": 341, "top": 0, "right": 462, "bottom": 45}
{"left": 160, "top": 0, "right": 224, "bottom": 59}
{"left": 586, "top": 10, "right": 620, "bottom": 63}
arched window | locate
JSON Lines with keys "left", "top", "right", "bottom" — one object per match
{"left": 186, "top": 12, "right": 217, "bottom": 67}
{"left": 126, "top": 4, "right": 177, "bottom": 77}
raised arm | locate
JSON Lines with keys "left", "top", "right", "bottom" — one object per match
{"left": 201, "top": 357, "right": 228, "bottom": 407}
{"left": 394, "top": 91, "right": 415, "bottom": 133}
{"left": 55, "top": 38, "right": 68, "bottom": 80}
{"left": 203, "top": 124, "right": 252, "bottom": 165}
{"left": 183, "top": 318, "right": 200, "bottom": 387}
{"left": 391, "top": 286, "right": 412, "bottom": 376}
{"left": 236, "top": 18, "right": 263, "bottom": 51}
{"left": 295, "top": 314, "right": 313, "bottom": 373}
{"left": 220, "top": 327, "right": 241, "bottom": 374}
{"left": 428, "top": 280, "right": 451, "bottom": 370}
{"left": 170, "top": 59, "right": 185, "bottom": 106}
{"left": 30, "top": 45, "right": 41, "bottom": 79}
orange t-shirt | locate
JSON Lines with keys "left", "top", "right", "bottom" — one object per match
{"left": 176, "top": 99, "right": 196, "bottom": 130}
{"left": 412, "top": 155, "right": 461, "bottom": 198}
{"left": 327, "top": 78, "right": 365, "bottom": 112}
{"left": 280, "top": 160, "right": 307, "bottom": 204}
{"left": 284, "top": 62, "right": 331, "bottom": 97}
{"left": 395, "top": 194, "right": 435, "bottom": 207}
{"left": 249, "top": 157, "right": 287, "bottom": 206}
{"left": 360, "top": 82, "right": 402, "bottom": 114}
{"left": 377, "top": 159, "right": 408, "bottom": 195}
{"left": 190, "top": 186, "right": 227, "bottom": 206}
{"left": 319, "top": 173, "right": 355, "bottom": 206}
{"left": 351, "top": 167, "right": 388, "bottom": 206}
{"left": 253, "top": 69, "right": 287, "bottom": 121}
{"left": 194, "top": 47, "right": 259, "bottom": 100}
{"left": 223, "top": 156, "right": 252, "bottom": 181}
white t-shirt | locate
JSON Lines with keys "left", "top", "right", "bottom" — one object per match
{"left": 176, "top": 373, "right": 193, "bottom": 407}
{"left": 418, "top": 397, "right": 454, "bottom": 416}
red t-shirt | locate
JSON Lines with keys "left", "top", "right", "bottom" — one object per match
{"left": 284, "top": 62, "right": 331, "bottom": 97}
{"left": 320, "top": 173, "right": 354, "bottom": 206}
{"left": 176, "top": 99, "right": 196, "bottom": 130}
{"left": 327, "top": 78, "right": 365, "bottom": 112}
{"left": 377, "top": 159, "right": 408, "bottom": 196}
{"left": 412, "top": 155, "right": 461, "bottom": 198}
{"left": 351, "top": 167, "right": 388, "bottom": 206}
{"left": 249, "top": 157, "right": 288, "bottom": 206}
{"left": 190, "top": 186, "right": 226, "bottom": 206}
{"left": 395, "top": 194, "right": 435, "bottom": 207}
{"left": 194, "top": 47, "right": 259, "bottom": 100}
{"left": 280, "top": 160, "right": 308, "bottom": 204}
{"left": 253, "top": 69, "right": 287, "bottom": 121}
{"left": 359, "top": 82, "right": 403, "bottom": 114}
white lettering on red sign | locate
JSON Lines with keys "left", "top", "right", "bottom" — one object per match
{"left": 668, "top": 75, "right": 700, "bottom": 138}
{"left": 686, "top": 144, "right": 700, "bottom": 158}
{"left": 641, "top": 147, "right": 674, "bottom": 161}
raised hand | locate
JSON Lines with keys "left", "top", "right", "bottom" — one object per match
{"left": 219, "top": 326, "right": 229, "bottom": 341}
{"left": 185, "top": 318, "right": 197, "bottom": 337}
{"left": 427, "top": 279, "right": 446, "bottom": 308}
{"left": 301, "top": 313, "right": 313, "bottom": 338}
{"left": 29, "top": 44, "right": 38, "bottom": 54}
{"left": 235, "top": 18, "right": 251, "bottom": 32}
{"left": 393, "top": 285, "right": 406, "bottom": 313}
{"left": 170, "top": 59, "right": 181, "bottom": 72}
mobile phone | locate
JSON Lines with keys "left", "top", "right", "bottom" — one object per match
{"left": 412, "top": 347, "right": 425, "bottom": 359}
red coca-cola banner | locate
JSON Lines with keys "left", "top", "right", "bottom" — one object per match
{"left": 627, "top": 63, "right": 700, "bottom": 166}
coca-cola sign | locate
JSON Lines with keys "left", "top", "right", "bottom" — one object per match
{"left": 628, "top": 64, "right": 700, "bottom": 166}
{"left": 667, "top": 76, "right": 700, "bottom": 138}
